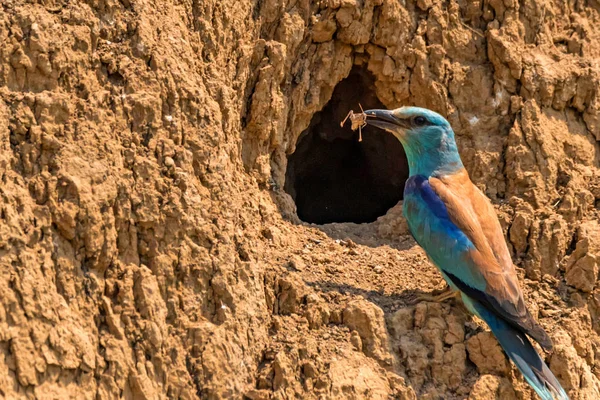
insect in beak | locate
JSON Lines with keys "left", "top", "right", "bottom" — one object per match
{"left": 340, "top": 103, "right": 375, "bottom": 142}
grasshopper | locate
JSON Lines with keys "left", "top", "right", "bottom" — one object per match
{"left": 340, "top": 103, "right": 371, "bottom": 142}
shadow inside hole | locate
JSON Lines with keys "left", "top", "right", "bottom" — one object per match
{"left": 285, "top": 67, "right": 409, "bottom": 224}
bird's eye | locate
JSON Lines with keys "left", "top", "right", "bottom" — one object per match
{"left": 413, "top": 116, "right": 427, "bottom": 126}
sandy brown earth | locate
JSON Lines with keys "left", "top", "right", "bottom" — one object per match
{"left": 1, "top": 0, "right": 600, "bottom": 399}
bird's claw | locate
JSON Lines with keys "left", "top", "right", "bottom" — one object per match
{"left": 406, "top": 288, "right": 458, "bottom": 305}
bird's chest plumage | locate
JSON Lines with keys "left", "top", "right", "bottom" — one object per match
{"left": 402, "top": 175, "right": 463, "bottom": 247}
{"left": 402, "top": 174, "right": 484, "bottom": 288}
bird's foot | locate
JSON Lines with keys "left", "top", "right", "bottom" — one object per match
{"left": 408, "top": 287, "right": 458, "bottom": 305}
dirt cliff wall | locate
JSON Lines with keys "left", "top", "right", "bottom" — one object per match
{"left": 1, "top": 0, "right": 600, "bottom": 399}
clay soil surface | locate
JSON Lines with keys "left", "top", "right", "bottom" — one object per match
{"left": 1, "top": 0, "right": 600, "bottom": 399}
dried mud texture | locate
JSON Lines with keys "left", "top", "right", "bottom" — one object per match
{"left": 1, "top": 0, "right": 600, "bottom": 399}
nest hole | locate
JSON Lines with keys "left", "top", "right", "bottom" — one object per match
{"left": 285, "top": 67, "right": 409, "bottom": 224}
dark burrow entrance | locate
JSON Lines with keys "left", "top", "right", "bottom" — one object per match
{"left": 285, "top": 67, "right": 409, "bottom": 224}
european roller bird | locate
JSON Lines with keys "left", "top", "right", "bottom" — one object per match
{"left": 364, "top": 107, "right": 568, "bottom": 400}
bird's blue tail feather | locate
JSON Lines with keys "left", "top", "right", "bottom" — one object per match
{"left": 468, "top": 298, "right": 569, "bottom": 400}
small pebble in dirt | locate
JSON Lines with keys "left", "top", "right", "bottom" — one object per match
{"left": 373, "top": 265, "right": 383, "bottom": 274}
{"left": 350, "top": 331, "right": 362, "bottom": 351}
{"left": 287, "top": 255, "right": 306, "bottom": 271}
{"left": 164, "top": 156, "right": 175, "bottom": 167}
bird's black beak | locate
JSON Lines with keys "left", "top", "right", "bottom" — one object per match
{"left": 364, "top": 109, "right": 409, "bottom": 131}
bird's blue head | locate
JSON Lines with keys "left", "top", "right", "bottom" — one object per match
{"left": 364, "top": 106, "right": 464, "bottom": 177}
